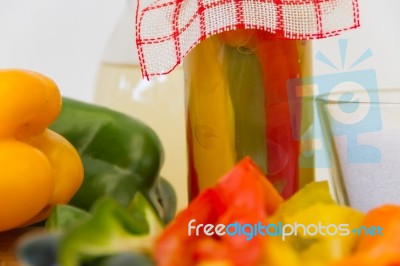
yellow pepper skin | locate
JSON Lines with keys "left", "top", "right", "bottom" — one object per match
{"left": 0, "top": 69, "right": 84, "bottom": 232}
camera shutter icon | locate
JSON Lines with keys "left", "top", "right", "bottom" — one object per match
{"left": 327, "top": 82, "right": 371, "bottom": 125}
{"left": 287, "top": 69, "right": 382, "bottom": 167}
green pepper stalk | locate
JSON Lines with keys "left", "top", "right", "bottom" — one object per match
{"left": 17, "top": 195, "right": 161, "bottom": 266}
{"left": 45, "top": 204, "right": 92, "bottom": 233}
{"left": 58, "top": 193, "right": 163, "bottom": 266}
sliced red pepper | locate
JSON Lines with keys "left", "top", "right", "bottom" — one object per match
{"left": 155, "top": 188, "right": 227, "bottom": 266}
{"left": 255, "top": 32, "right": 302, "bottom": 198}
{"left": 155, "top": 158, "right": 283, "bottom": 266}
{"left": 215, "top": 157, "right": 283, "bottom": 215}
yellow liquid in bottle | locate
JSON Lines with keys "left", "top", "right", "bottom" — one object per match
{"left": 94, "top": 63, "right": 188, "bottom": 210}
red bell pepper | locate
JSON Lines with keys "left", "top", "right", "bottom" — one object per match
{"left": 155, "top": 157, "right": 283, "bottom": 266}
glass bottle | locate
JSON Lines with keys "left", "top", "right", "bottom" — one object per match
{"left": 94, "top": 0, "right": 187, "bottom": 208}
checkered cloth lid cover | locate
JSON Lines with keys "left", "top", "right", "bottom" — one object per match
{"left": 136, "top": 0, "right": 360, "bottom": 78}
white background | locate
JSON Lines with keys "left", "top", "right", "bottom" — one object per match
{"left": 1, "top": 0, "right": 400, "bottom": 101}
{"left": 0, "top": 0, "right": 126, "bottom": 102}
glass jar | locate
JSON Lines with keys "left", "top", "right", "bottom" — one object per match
{"left": 184, "top": 30, "right": 313, "bottom": 199}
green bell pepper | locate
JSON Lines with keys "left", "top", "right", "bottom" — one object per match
{"left": 58, "top": 193, "right": 162, "bottom": 266}
{"left": 49, "top": 98, "right": 176, "bottom": 224}
{"left": 17, "top": 194, "right": 161, "bottom": 266}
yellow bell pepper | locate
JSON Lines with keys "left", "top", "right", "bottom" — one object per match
{"left": 265, "top": 182, "right": 364, "bottom": 266}
{"left": 0, "top": 69, "right": 84, "bottom": 232}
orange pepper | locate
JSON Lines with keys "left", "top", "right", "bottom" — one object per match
{"left": 332, "top": 205, "right": 400, "bottom": 266}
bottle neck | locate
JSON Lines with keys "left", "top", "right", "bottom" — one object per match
{"left": 102, "top": 0, "right": 139, "bottom": 65}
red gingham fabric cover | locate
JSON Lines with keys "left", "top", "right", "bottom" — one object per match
{"left": 136, "top": 0, "right": 360, "bottom": 78}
